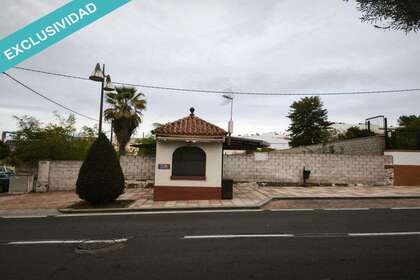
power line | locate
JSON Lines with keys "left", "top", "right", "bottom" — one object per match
{"left": 2, "top": 72, "right": 98, "bottom": 122}
{"left": 13, "top": 66, "right": 420, "bottom": 96}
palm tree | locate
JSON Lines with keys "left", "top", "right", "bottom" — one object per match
{"left": 104, "top": 86, "right": 146, "bottom": 156}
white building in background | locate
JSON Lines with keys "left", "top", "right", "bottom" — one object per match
{"left": 239, "top": 132, "right": 290, "bottom": 150}
{"left": 235, "top": 122, "right": 383, "bottom": 151}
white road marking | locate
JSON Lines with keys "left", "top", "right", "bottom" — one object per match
{"left": 2, "top": 215, "right": 48, "bottom": 219}
{"left": 184, "top": 232, "right": 420, "bottom": 239}
{"left": 323, "top": 208, "right": 370, "bottom": 211}
{"left": 268, "top": 208, "right": 314, "bottom": 211}
{"left": 348, "top": 232, "right": 420, "bottom": 237}
{"left": 55, "top": 209, "right": 264, "bottom": 217}
{"left": 391, "top": 207, "right": 420, "bottom": 210}
{"left": 184, "top": 234, "right": 294, "bottom": 239}
{"left": 7, "top": 238, "right": 128, "bottom": 245}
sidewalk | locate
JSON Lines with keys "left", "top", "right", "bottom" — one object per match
{"left": 1, "top": 186, "right": 420, "bottom": 215}
{"left": 257, "top": 186, "right": 420, "bottom": 199}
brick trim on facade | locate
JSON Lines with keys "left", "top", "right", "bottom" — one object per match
{"left": 170, "top": 176, "right": 206, "bottom": 180}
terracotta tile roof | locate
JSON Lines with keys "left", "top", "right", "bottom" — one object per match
{"left": 153, "top": 108, "right": 227, "bottom": 137}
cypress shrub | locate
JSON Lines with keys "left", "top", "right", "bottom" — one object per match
{"left": 76, "top": 133, "right": 125, "bottom": 204}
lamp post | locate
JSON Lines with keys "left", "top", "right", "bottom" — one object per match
{"left": 222, "top": 93, "right": 234, "bottom": 145}
{"left": 89, "top": 63, "right": 115, "bottom": 134}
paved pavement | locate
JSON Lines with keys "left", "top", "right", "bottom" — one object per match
{"left": 2, "top": 186, "right": 420, "bottom": 214}
{"left": 264, "top": 198, "right": 420, "bottom": 209}
{"left": 258, "top": 186, "right": 420, "bottom": 198}
{"left": 1, "top": 209, "right": 420, "bottom": 279}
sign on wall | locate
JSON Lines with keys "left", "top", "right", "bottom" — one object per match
{"left": 158, "top": 164, "right": 170, "bottom": 170}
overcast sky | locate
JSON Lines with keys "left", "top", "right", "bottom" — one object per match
{"left": 1, "top": 0, "right": 419, "bottom": 137}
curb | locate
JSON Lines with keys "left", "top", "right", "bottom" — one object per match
{"left": 57, "top": 195, "right": 420, "bottom": 214}
{"left": 270, "top": 195, "right": 420, "bottom": 200}
{"left": 58, "top": 204, "right": 264, "bottom": 214}
{"left": 58, "top": 195, "right": 420, "bottom": 214}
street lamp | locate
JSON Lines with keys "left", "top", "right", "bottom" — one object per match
{"left": 222, "top": 93, "right": 234, "bottom": 145}
{"left": 89, "top": 63, "right": 115, "bottom": 134}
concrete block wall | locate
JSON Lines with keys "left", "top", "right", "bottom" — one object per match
{"left": 43, "top": 153, "right": 387, "bottom": 191}
{"left": 48, "top": 161, "right": 82, "bottom": 191}
{"left": 46, "top": 156, "right": 155, "bottom": 191}
{"left": 120, "top": 155, "right": 155, "bottom": 180}
{"left": 278, "top": 136, "right": 385, "bottom": 156}
{"left": 223, "top": 152, "right": 386, "bottom": 185}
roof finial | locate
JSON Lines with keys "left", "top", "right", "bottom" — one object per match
{"left": 189, "top": 107, "right": 195, "bottom": 116}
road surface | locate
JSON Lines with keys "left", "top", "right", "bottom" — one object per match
{"left": 1, "top": 209, "right": 420, "bottom": 279}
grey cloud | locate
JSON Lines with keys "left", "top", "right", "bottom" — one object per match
{"left": 0, "top": 0, "right": 419, "bottom": 136}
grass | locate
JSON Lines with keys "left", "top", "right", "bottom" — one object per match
{"left": 67, "top": 199, "right": 135, "bottom": 209}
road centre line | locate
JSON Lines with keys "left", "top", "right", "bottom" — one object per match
{"left": 6, "top": 238, "right": 128, "bottom": 245}
{"left": 1, "top": 215, "right": 48, "bottom": 219}
{"left": 268, "top": 208, "right": 315, "bottom": 211}
{"left": 184, "top": 232, "right": 420, "bottom": 239}
{"left": 184, "top": 234, "right": 294, "bottom": 239}
{"left": 348, "top": 232, "right": 420, "bottom": 237}
{"left": 322, "top": 208, "right": 370, "bottom": 211}
{"left": 269, "top": 208, "right": 371, "bottom": 211}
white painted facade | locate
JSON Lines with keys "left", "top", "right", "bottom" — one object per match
{"left": 385, "top": 151, "right": 420, "bottom": 166}
{"left": 154, "top": 139, "right": 223, "bottom": 188}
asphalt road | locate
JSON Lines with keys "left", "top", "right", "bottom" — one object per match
{"left": 1, "top": 209, "right": 420, "bottom": 280}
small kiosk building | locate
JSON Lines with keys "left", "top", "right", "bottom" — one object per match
{"left": 152, "top": 108, "right": 227, "bottom": 201}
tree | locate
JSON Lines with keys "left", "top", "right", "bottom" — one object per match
{"left": 345, "top": 0, "right": 420, "bottom": 33}
{"left": 338, "top": 126, "right": 376, "bottom": 140}
{"left": 287, "top": 96, "right": 332, "bottom": 147}
{"left": 104, "top": 86, "right": 146, "bottom": 156}
{"left": 7, "top": 113, "right": 95, "bottom": 166}
{"left": 398, "top": 115, "right": 420, "bottom": 128}
{"left": 136, "top": 136, "right": 156, "bottom": 156}
{"left": 76, "top": 133, "right": 125, "bottom": 204}
{"left": 390, "top": 114, "right": 420, "bottom": 149}
{"left": 0, "top": 141, "right": 10, "bottom": 160}
{"left": 80, "top": 126, "right": 98, "bottom": 139}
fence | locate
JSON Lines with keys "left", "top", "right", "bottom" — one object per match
{"left": 388, "top": 130, "right": 420, "bottom": 150}
{"left": 278, "top": 136, "right": 384, "bottom": 155}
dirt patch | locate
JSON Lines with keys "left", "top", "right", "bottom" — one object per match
{"left": 66, "top": 200, "right": 135, "bottom": 209}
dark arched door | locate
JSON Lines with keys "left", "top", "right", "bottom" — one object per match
{"left": 171, "top": 147, "right": 206, "bottom": 179}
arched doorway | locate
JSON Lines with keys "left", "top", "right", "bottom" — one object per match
{"left": 171, "top": 146, "right": 206, "bottom": 179}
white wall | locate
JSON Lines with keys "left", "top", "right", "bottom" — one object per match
{"left": 385, "top": 151, "right": 420, "bottom": 166}
{"left": 155, "top": 140, "right": 222, "bottom": 188}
